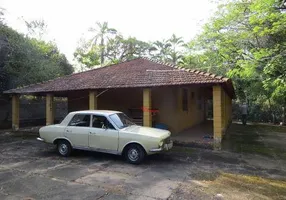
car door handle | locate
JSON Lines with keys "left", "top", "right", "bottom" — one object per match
{"left": 66, "top": 130, "right": 72, "bottom": 133}
{"left": 89, "top": 132, "right": 96, "bottom": 134}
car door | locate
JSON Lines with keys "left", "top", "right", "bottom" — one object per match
{"left": 89, "top": 115, "right": 119, "bottom": 153}
{"left": 64, "top": 114, "right": 91, "bottom": 148}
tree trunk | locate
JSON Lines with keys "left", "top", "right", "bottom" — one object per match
{"left": 268, "top": 99, "right": 275, "bottom": 124}
{"left": 283, "top": 106, "right": 286, "bottom": 125}
{"left": 100, "top": 38, "right": 104, "bottom": 66}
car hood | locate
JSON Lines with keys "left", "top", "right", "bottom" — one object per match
{"left": 121, "top": 125, "right": 171, "bottom": 139}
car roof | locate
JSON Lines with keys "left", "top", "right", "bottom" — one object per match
{"left": 70, "top": 110, "right": 122, "bottom": 116}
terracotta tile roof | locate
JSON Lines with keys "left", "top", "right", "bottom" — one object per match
{"left": 3, "top": 58, "right": 235, "bottom": 97}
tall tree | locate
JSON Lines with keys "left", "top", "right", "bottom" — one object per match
{"left": 105, "top": 36, "right": 151, "bottom": 64}
{"left": 0, "top": 24, "right": 73, "bottom": 92}
{"left": 25, "top": 19, "right": 47, "bottom": 40}
{"left": 150, "top": 40, "right": 171, "bottom": 62}
{"left": 75, "top": 24, "right": 151, "bottom": 67}
{"left": 150, "top": 35, "right": 185, "bottom": 64}
{"left": 167, "top": 34, "right": 185, "bottom": 64}
{"left": 89, "top": 22, "right": 117, "bottom": 66}
{"left": 186, "top": 0, "right": 286, "bottom": 123}
{"left": 74, "top": 38, "right": 100, "bottom": 70}
{"left": 0, "top": 7, "right": 5, "bottom": 25}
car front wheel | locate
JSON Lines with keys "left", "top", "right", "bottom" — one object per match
{"left": 124, "top": 144, "right": 145, "bottom": 164}
{"left": 57, "top": 140, "right": 72, "bottom": 157}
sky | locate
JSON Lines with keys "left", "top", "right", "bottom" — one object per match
{"left": 1, "top": 0, "right": 217, "bottom": 63}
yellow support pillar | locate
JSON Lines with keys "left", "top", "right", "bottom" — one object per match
{"left": 222, "top": 90, "right": 226, "bottom": 135}
{"left": 225, "top": 94, "right": 229, "bottom": 127}
{"left": 89, "top": 91, "right": 97, "bottom": 110}
{"left": 227, "top": 94, "right": 231, "bottom": 126}
{"left": 46, "top": 94, "right": 54, "bottom": 125}
{"left": 213, "top": 85, "right": 223, "bottom": 150}
{"left": 12, "top": 95, "right": 20, "bottom": 131}
{"left": 143, "top": 88, "right": 152, "bottom": 127}
{"left": 229, "top": 98, "right": 232, "bottom": 124}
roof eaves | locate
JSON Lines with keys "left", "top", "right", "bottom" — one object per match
{"left": 141, "top": 57, "right": 229, "bottom": 83}
{"left": 3, "top": 57, "right": 145, "bottom": 94}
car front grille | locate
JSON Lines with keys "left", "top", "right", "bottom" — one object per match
{"left": 164, "top": 136, "right": 171, "bottom": 144}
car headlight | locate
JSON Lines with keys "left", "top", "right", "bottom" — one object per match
{"left": 158, "top": 141, "right": 164, "bottom": 148}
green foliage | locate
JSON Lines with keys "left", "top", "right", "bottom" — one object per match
{"left": 0, "top": 24, "right": 73, "bottom": 92}
{"left": 74, "top": 38, "right": 101, "bottom": 69}
{"left": 186, "top": 0, "right": 286, "bottom": 123}
{"left": 74, "top": 34, "right": 151, "bottom": 68}
{"left": 75, "top": 25, "right": 186, "bottom": 69}
{"left": 74, "top": 22, "right": 119, "bottom": 68}
{"left": 0, "top": 8, "right": 4, "bottom": 25}
{"left": 167, "top": 34, "right": 185, "bottom": 64}
{"left": 25, "top": 20, "right": 47, "bottom": 39}
{"left": 150, "top": 34, "right": 185, "bottom": 65}
{"left": 105, "top": 35, "right": 151, "bottom": 64}
{"left": 149, "top": 39, "right": 171, "bottom": 62}
{"left": 89, "top": 22, "right": 117, "bottom": 66}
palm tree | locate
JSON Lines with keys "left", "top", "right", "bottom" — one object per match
{"left": 89, "top": 22, "right": 117, "bottom": 66}
{"left": 0, "top": 7, "right": 5, "bottom": 24}
{"left": 150, "top": 40, "right": 171, "bottom": 61}
{"left": 167, "top": 34, "right": 185, "bottom": 64}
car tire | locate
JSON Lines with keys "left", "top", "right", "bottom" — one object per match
{"left": 57, "top": 140, "right": 72, "bottom": 157}
{"left": 124, "top": 144, "right": 145, "bottom": 164}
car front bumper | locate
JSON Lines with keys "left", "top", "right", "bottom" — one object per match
{"left": 37, "top": 137, "right": 45, "bottom": 142}
{"left": 149, "top": 140, "right": 173, "bottom": 152}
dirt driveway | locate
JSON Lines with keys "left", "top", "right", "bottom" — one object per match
{"left": 0, "top": 124, "right": 286, "bottom": 200}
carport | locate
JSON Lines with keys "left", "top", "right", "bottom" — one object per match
{"left": 4, "top": 58, "right": 235, "bottom": 149}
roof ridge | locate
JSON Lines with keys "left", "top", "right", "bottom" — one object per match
{"left": 64, "top": 57, "right": 142, "bottom": 78}
{"left": 141, "top": 57, "right": 229, "bottom": 82}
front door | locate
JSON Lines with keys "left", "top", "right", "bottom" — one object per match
{"left": 89, "top": 115, "right": 119, "bottom": 153}
{"left": 64, "top": 114, "right": 91, "bottom": 148}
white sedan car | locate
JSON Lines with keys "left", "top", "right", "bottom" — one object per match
{"left": 37, "top": 110, "right": 173, "bottom": 164}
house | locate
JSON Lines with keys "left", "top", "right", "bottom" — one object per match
{"left": 4, "top": 58, "right": 234, "bottom": 148}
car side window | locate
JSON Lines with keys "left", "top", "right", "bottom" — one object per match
{"left": 92, "top": 115, "right": 115, "bottom": 130}
{"left": 68, "top": 114, "right": 91, "bottom": 127}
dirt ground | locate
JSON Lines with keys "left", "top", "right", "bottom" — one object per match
{"left": 0, "top": 123, "right": 286, "bottom": 200}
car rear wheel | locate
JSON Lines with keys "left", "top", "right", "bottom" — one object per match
{"left": 57, "top": 140, "right": 72, "bottom": 157}
{"left": 124, "top": 144, "right": 145, "bottom": 164}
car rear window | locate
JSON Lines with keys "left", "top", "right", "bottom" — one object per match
{"left": 68, "top": 114, "right": 91, "bottom": 127}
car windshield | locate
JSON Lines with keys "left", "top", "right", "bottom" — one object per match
{"left": 109, "top": 113, "right": 135, "bottom": 129}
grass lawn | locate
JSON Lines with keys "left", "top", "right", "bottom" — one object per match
{"left": 222, "top": 123, "right": 286, "bottom": 159}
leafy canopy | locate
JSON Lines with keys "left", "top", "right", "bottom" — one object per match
{"left": 0, "top": 20, "right": 73, "bottom": 92}
{"left": 184, "top": 0, "right": 286, "bottom": 122}
{"left": 74, "top": 21, "right": 187, "bottom": 69}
